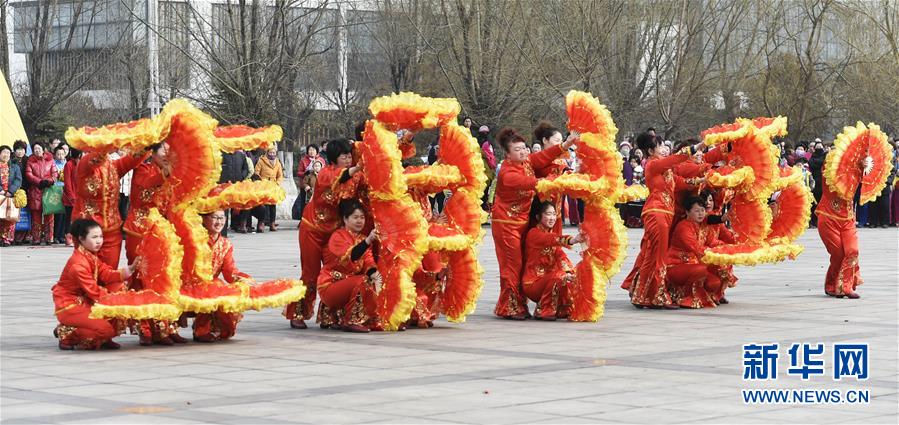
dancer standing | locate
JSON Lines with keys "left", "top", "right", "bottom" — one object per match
{"left": 491, "top": 127, "right": 575, "bottom": 319}
{"left": 287, "top": 139, "right": 362, "bottom": 329}
{"left": 622, "top": 133, "right": 701, "bottom": 309}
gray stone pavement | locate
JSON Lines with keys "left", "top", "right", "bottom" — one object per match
{"left": 1, "top": 222, "right": 896, "bottom": 424}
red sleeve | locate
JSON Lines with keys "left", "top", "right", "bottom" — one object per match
{"left": 674, "top": 174, "right": 691, "bottom": 191}
{"left": 675, "top": 221, "right": 706, "bottom": 259}
{"left": 328, "top": 231, "right": 358, "bottom": 268}
{"left": 500, "top": 165, "right": 538, "bottom": 191}
{"left": 529, "top": 144, "right": 563, "bottom": 171}
{"left": 71, "top": 261, "right": 109, "bottom": 302}
{"left": 114, "top": 152, "right": 148, "bottom": 178}
{"left": 24, "top": 161, "right": 39, "bottom": 185}
{"left": 676, "top": 161, "right": 710, "bottom": 178}
{"left": 527, "top": 227, "right": 562, "bottom": 249}
{"left": 97, "top": 260, "right": 125, "bottom": 285}
{"left": 220, "top": 243, "right": 249, "bottom": 283}
{"left": 297, "top": 157, "right": 309, "bottom": 178}
{"left": 716, "top": 225, "right": 736, "bottom": 244}
{"left": 646, "top": 153, "right": 689, "bottom": 175}
{"left": 63, "top": 162, "right": 78, "bottom": 198}
{"left": 399, "top": 141, "right": 416, "bottom": 160}
{"left": 704, "top": 147, "right": 727, "bottom": 164}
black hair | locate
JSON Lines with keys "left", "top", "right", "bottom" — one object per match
{"left": 13, "top": 140, "right": 27, "bottom": 151}
{"left": 530, "top": 199, "right": 556, "bottom": 223}
{"left": 647, "top": 127, "right": 656, "bottom": 133}
{"left": 0, "top": 146, "right": 11, "bottom": 155}
{"left": 338, "top": 199, "right": 366, "bottom": 220}
{"left": 306, "top": 144, "right": 319, "bottom": 154}
{"left": 70, "top": 218, "right": 102, "bottom": 240}
{"left": 683, "top": 195, "right": 706, "bottom": 211}
{"left": 354, "top": 122, "right": 366, "bottom": 141}
{"left": 496, "top": 127, "right": 526, "bottom": 151}
{"left": 148, "top": 142, "right": 166, "bottom": 153}
{"left": 53, "top": 145, "right": 66, "bottom": 154}
{"left": 533, "top": 121, "right": 560, "bottom": 142}
{"left": 68, "top": 147, "right": 83, "bottom": 160}
{"left": 461, "top": 116, "right": 472, "bottom": 124}
{"left": 31, "top": 141, "right": 47, "bottom": 152}
{"left": 635, "top": 132, "right": 657, "bottom": 154}
{"left": 324, "top": 138, "right": 354, "bottom": 164}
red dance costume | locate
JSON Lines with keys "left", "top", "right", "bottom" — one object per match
{"left": 491, "top": 144, "right": 564, "bottom": 318}
{"left": 665, "top": 219, "right": 723, "bottom": 308}
{"left": 193, "top": 235, "right": 249, "bottom": 340}
{"left": 532, "top": 148, "right": 570, "bottom": 234}
{"left": 815, "top": 167, "right": 861, "bottom": 296}
{"left": 288, "top": 165, "right": 361, "bottom": 322}
{"left": 24, "top": 152, "right": 58, "bottom": 244}
{"left": 73, "top": 152, "right": 145, "bottom": 267}
{"left": 317, "top": 228, "right": 379, "bottom": 329}
{"left": 522, "top": 224, "right": 574, "bottom": 319}
{"left": 52, "top": 246, "right": 125, "bottom": 349}
{"left": 622, "top": 153, "right": 691, "bottom": 307}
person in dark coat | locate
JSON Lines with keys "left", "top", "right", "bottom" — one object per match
{"left": 219, "top": 150, "right": 249, "bottom": 236}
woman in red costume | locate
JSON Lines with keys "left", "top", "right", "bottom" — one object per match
{"left": 665, "top": 196, "right": 725, "bottom": 309}
{"left": 622, "top": 132, "right": 701, "bottom": 309}
{"left": 287, "top": 139, "right": 362, "bottom": 329}
{"left": 73, "top": 147, "right": 146, "bottom": 267}
{"left": 193, "top": 210, "right": 249, "bottom": 342}
{"left": 700, "top": 189, "right": 738, "bottom": 303}
{"left": 317, "top": 199, "right": 381, "bottom": 333}
{"left": 52, "top": 219, "right": 137, "bottom": 350}
{"left": 522, "top": 201, "right": 584, "bottom": 320}
{"left": 491, "top": 127, "right": 575, "bottom": 319}
{"left": 123, "top": 142, "right": 186, "bottom": 345}
{"left": 816, "top": 165, "right": 862, "bottom": 299}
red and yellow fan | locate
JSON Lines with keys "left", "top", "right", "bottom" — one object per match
{"left": 90, "top": 209, "right": 182, "bottom": 321}
{"left": 368, "top": 92, "right": 461, "bottom": 131}
{"left": 703, "top": 242, "right": 803, "bottom": 267}
{"left": 194, "top": 181, "right": 286, "bottom": 214}
{"left": 824, "top": 122, "right": 894, "bottom": 205}
{"left": 178, "top": 279, "right": 246, "bottom": 314}
{"left": 566, "top": 90, "right": 618, "bottom": 143}
{"left": 767, "top": 168, "right": 812, "bottom": 243}
{"left": 405, "top": 165, "right": 463, "bottom": 195}
{"left": 244, "top": 279, "right": 307, "bottom": 311}
{"left": 162, "top": 105, "right": 222, "bottom": 203}
{"left": 65, "top": 118, "right": 160, "bottom": 152}
{"left": 441, "top": 248, "right": 483, "bottom": 322}
{"left": 214, "top": 124, "right": 283, "bottom": 153}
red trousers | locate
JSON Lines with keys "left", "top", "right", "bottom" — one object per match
{"left": 523, "top": 272, "right": 570, "bottom": 318}
{"left": 56, "top": 304, "right": 116, "bottom": 349}
{"left": 193, "top": 310, "right": 241, "bottom": 340}
{"left": 627, "top": 212, "right": 674, "bottom": 306}
{"left": 30, "top": 210, "right": 54, "bottom": 243}
{"left": 287, "top": 225, "right": 330, "bottom": 321}
{"left": 410, "top": 252, "right": 443, "bottom": 324}
{"left": 817, "top": 215, "right": 861, "bottom": 295}
{"left": 99, "top": 229, "right": 123, "bottom": 268}
{"left": 491, "top": 220, "right": 529, "bottom": 317}
{"left": 319, "top": 276, "right": 377, "bottom": 327}
{"left": 666, "top": 264, "right": 721, "bottom": 308}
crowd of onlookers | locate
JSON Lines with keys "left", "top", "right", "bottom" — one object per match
{"left": 0, "top": 138, "right": 292, "bottom": 248}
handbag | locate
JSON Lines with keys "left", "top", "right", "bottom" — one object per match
{"left": 0, "top": 197, "right": 20, "bottom": 221}
{"left": 42, "top": 185, "right": 64, "bottom": 216}
{"left": 15, "top": 208, "right": 30, "bottom": 232}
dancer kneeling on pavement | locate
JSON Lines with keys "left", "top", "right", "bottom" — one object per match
{"left": 523, "top": 201, "right": 585, "bottom": 320}
{"left": 664, "top": 196, "right": 723, "bottom": 309}
{"left": 317, "top": 199, "right": 381, "bottom": 333}
{"left": 193, "top": 209, "right": 249, "bottom": 342}
{"left": 52, "top": 219, "right": 138, "bottom": 350}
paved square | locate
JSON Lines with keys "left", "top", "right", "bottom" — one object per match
{"left": 2, "top": 223, "right": 896, "bottom": 424}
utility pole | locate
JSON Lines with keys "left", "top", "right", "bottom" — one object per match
{"left": 146, "top": 0, "right": 160, "bottom": 116}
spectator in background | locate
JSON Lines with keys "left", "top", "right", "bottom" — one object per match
{"left": 633, "top": 148, "right": 646, "bottom": 168}
{"left": 624, "top": 156, "right": 638, "bottom": 185}
{"left": 479, "top": 126, "right": 496, "bottom": 170}
{"left": 0, "top": 146, "right": 23, "bottom": 246}
{"left": 52, "top": 146, "right": 67, "bottom": 244}
{"left": 892, "top": 139, "right": 899, "bottom": 227}
{"left": 10, "top": 141, "right": 29, "bottom": 244}
{"left": 254, "top": 146, "right": 284, "bottom": 232}
{"left": 868, "top": 159, "right": 895, "bottom": 228}
{"left": 808, "top": 141, "right": 826, "bottom": 227}
{"left": 24, "top": 141, "right": 58, "bottom": 245}
{"left": 619, "top": 141, "right": 632, "bottom": 159}
{"left": 296, "top": 144, "right": 325, "bottom": 217}
{"left": 462, "top": 116, "right": 475, "bottom": 137}
{"left": 219, "top": 149, "right": 249, "bottom": 237}
{"left": 428, "top": 140, "right": 445, "bottom": 213}
{"left": 62, "top": 148, "right": 81, "bottom": 246}
{"left": 531, "top": 142, "right": 543, "bottom": 153}
{"left": 646, "top": 127, "right": 657, "bottom": 138}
